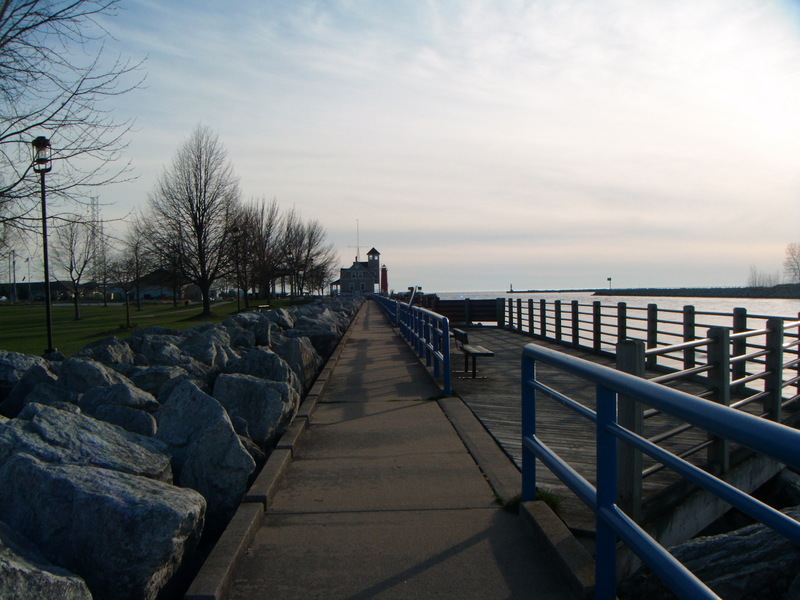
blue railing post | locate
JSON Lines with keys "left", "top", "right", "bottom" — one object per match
{"left": 595, "top": 382, "right": 619, "bottom": 600}
{"left": 521, "top": 353, "right": 537, "bottom": 502}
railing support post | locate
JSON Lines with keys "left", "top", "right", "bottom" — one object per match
{"left": 617, "top": 302, "right": 627, "bottom": 345}
{"left": 521, "top": 354, "right": 537, "bottom": 502}
{"left": 616, "top": 340, "right": 644, "bottom": 522}
{"left": 555, "top": 300, "right": 562, "bottom": 342}
{"left": 540, "top": 298, "right": 547, "bottom": 338}
{"left": 508, "top": 298, "right": 514, "bottom": 330}
{"left": 732, "top": 308, "right": 747, "bottom": 382}
{"left": 528, "top": 298, "right": 534, "bottom": 336}
{"left": 683, "top": 305, "right": 696, "bottom": 370}
{"left": 765, "top": 318, "right": 785, "bottom": 422}
{"left": 646, "top": 303, "right": 658, "bottom": 369}
{"left": 593, "top": 301, "right": 602, "bottom": 353}
{"left": 595, "top": 382, "right": 619, "bottom": 600}
{"left": 516, "top": 298, "right": 522, "bottom": 333}
{"left": 707, "top": 327, "right": 731, "bottom": 474}
{"left": 571, "top": 300, "right": 580, "bottom": 348}
{"left": 497, "top": 298, "right": 505, "bottom": 328}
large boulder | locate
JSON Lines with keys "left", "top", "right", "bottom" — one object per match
{"left": 271, "top": 336, "right": 322, "bottom": 393}
{"left": 0, "top": 363, "right": 59, "bottom": 417}
{"left": 0, "top": 519, "right": 92, "bottom": 600}
{"left": 213, "top": 373, "right": 299, "bottom": 448}
{"left": 74, "top": 336, "right": 135, "bottom": 367}
{"left": 0, "top": 352, "right": 47, "bottom": 405}
{"left": 224, "top": 347, "right": 300, "bottom": 391}
{"left": 180, "top": 323, "right": 231, "bottom": 349}
{"left": 57, "top": 357, "right": 133, "bottom": 393}
{"left": 621, "top": 506, "right": 800, "bottom": 600}
{"left": 156, "top": 380, "right": 255, "bottom": 534}
{"left": 129, "top": 365, "right": 190, "bottom": 399}
{"left": 79, "top": 383, "right": 160, "bottom": 436}
{"left": 0, "top": 403, "right": 172, "bottom": 482}
{"left": 0, "top": 453, "right": 205, "bottom": 600}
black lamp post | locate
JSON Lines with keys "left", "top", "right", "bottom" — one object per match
{"left": 32, "top": 136, "right": 56, "bottom": 357}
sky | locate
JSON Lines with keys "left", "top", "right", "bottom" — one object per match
{"left": 71, "top": 0, "right": 800, "bottom": 292}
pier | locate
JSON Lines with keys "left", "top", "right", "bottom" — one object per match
{"left": 187, "top": 299, "right": 574, "bottom": 600}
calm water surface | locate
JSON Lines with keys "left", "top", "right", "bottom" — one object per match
{"left": 436, "top": 291, "right": 800, "bottom": 321}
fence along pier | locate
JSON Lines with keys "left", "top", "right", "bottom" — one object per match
{"left": 430, "top": 297, "right": 800, "bottom": 573}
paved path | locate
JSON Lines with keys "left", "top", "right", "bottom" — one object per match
{"left": 222, "top": 300, "right": 571, "bottom": 600}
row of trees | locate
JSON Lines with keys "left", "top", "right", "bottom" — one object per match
{"left": 747, "top": 243, "right": 800, "bottom": 288}
{"left": 49, "top": 125, "right": 338, "bottom": 320}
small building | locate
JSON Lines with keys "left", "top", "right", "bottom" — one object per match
{"left": 332, "top": 248, "right": 381, "bottom": 296}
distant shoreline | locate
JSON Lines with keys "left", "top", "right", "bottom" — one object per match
{"left": 503, "top": 284, "right": 800, "bottom": 299}
{"left": 594, "top": 284, "right": 800, "bottom": 299}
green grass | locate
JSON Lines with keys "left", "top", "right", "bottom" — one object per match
{"left": 0, "top": 299, "right": 298, "bottom": 357}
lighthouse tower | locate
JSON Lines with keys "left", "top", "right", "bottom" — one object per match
{"left": 366, "top": 248, "right": 380, "bottom": 283}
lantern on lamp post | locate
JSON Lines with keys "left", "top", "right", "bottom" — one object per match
{"left": 32, "top": 136, "right": 56, "bottom": 357}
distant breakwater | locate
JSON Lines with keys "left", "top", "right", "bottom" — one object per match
{"left": 594, "top": 283, "right": 800, "bottom": 299}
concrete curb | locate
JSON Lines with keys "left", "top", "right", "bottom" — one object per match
{"left": 520, "top": 501, "right": 595, "bottom": 600}
{"left": 184, "top": 503, "right": 264, "bottom": 600}
{"left": 182, "top": 301, "right": 366, "bottom": 600}
{"left": 437, "top": 396, "right": 521, "bottom": 505}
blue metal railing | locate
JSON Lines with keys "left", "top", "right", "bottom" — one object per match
{"left": 374, "top": 296, "right": 451, "bottom": 395}
{"left": 521, "top": 343, "right": 800, "bottom": 600}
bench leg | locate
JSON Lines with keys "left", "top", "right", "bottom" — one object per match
{"left": 472, "top": 356, "right": 477, "bottom": 378}
{"left": 464, "top": 354, "right": 469, "bottom": 374}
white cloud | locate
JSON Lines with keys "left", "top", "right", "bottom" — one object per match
{"left": 86, "top": 0, "right": 800, "bottom": 291}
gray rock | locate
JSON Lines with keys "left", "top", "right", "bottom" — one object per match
{"left": 91, "top": 404, "right": 158, "bottom": 436}
{"left": 180, "top": 340, "right": 229, "bottom": 369}
{"left": 0, "top": 519, "right": 91, "bottom": 600}
{"left": 0, "top": 352, "right": 46, "bottom": 404}
{"left": 229, "top": 327, "right": 256, "bottom": 348}
{"left": 622, "top": 506, "right": 800, "bottom": 600}
{"left": 58, "top": 357, "right": 133, "bottom": 393}
{"left": 21, "top": 382, "right": 80, "bottom": 411}
{"left": 262, "top": 307, "right": 295, "bottom": 330}
{"left": 0, "top": 453, "right": 205, "bottom": 600}
{"left": 286, "top": 325, "right": 339, "bottom": 359}
{"left": 80, "top": 382, "right": 159, "bottom": 414}
{"left": 0, "top": 363, "right": 59, "bottom": 417}
{"left": 155, "top": 380, "right": 255, "bottom": 533}
{"left": 225, "top": 347, "right": 299, "bottom": 391}
{"left": 130, "top": 365, "right": 189, "bottom": 398}
{"left": 74, "top": 336, "right": 135, "bottom": 366}
{"left": 0, "top": 403, "right": 172, "bottom": 482}
{"left": 125, "top": 327, "right": 181, "bottom": 353}
{"left": 213, "top": 373, "right": 299, "bottom": 448}
{"left": 272, "top": 335, "right": 323, "bottom": 393}
{"left": 180, "top": 323, "right": 231, "bottom": 349}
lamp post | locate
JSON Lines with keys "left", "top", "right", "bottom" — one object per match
{"left": 32, "top": 136, "right": 56, "bottom": 357}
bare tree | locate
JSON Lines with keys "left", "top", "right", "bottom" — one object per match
{"left": 51, "top": 216, "right": 94, "bottom": 320}
{"left": 124, "top": 217, "right": 153, "bottom": 311}
{"left": 146, "top": 125, "right": 240, "bottom": 315}
{"left": 747, "top": 265, "right": 780, "bottom": 288}
{"left": 282, "top": 208, "right": 336, "bottom": 296}
{"left": 1, "top": 0, "right": 142, "bottom": 234}
{"left": 784, "top": 243, "right": 800, "bottom": 285}
{"left": 107, "top": 253, "right": 136, "bottom": 329}
{"left": 250, "top": 198, "right": 284, "bottom": 301}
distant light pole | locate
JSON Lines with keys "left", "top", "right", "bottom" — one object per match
{"left": 32, "top": 136, "right": 55, "bottom": 357}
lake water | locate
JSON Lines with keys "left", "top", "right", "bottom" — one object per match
{"left": 436, "top": 291, "right": 800, "bottom": 321}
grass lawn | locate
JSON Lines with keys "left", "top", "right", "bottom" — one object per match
{"left": 0, "top": 299, "right": 293, "bottom": 357}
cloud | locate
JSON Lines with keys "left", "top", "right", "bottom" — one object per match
{"left": 88, "top": 0, "right": 800, "bottom": 290}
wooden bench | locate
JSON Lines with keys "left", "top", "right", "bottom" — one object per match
{"left": 452, "top": 328, "right": 494, "bottom": 378}
{"left": 257, "top": 304, "right": 271, "bottom": 312}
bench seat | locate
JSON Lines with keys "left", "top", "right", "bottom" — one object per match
{"left": 452, "top": 328, "right": 494, "bottom": 378}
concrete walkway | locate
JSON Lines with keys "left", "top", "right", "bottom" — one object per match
{"left": 198, "top": 300, "right": 573, "bottom": 600}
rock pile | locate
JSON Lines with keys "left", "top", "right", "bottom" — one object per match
{"left": 0, "top": 297, "right": 362, "bottom": 600}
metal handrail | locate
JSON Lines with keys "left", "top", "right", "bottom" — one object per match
{"left": 374, "top": 295, "right": 451, "bottom": 395}
{"left": 521, "top": 343, "right": 800, "bottom": 600}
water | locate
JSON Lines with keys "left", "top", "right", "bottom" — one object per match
{"left": 436, "top": 290, "right": 800, "bottom": 321}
